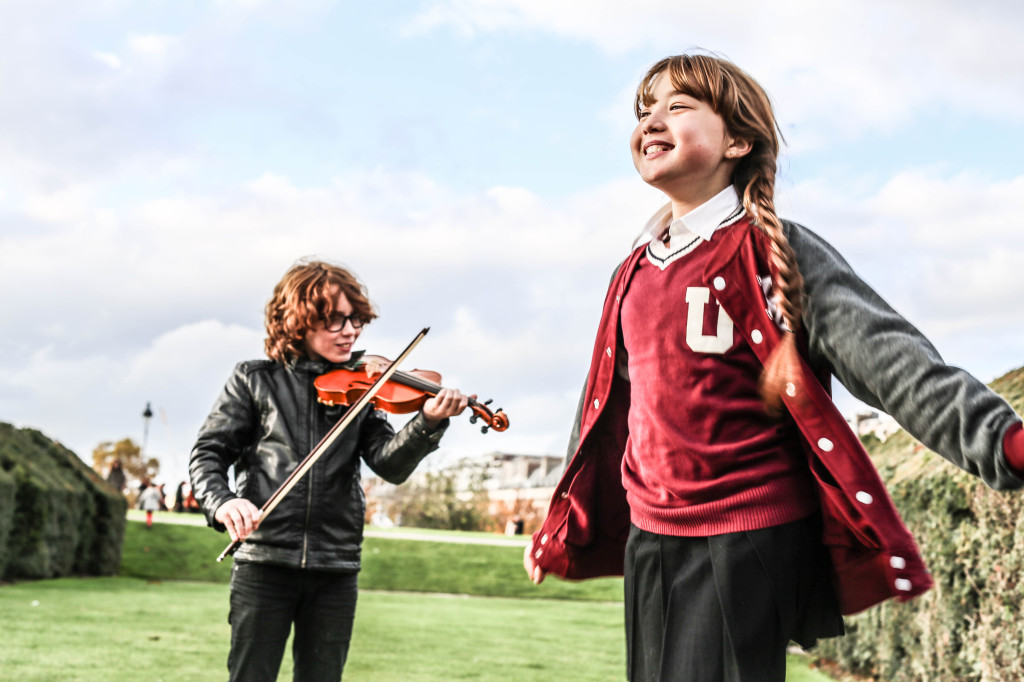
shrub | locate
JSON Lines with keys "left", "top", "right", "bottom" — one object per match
{"left": 815, "top": 366, "right": 1024, "bottom": 681}
{"left": 0, "top": 464, "right": 15, "bottom": 575}
{"left": 0, "top": 423, "right": 127, "bottom": 580}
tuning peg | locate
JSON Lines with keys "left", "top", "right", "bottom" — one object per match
{"left": 484, "top": 399, "right": 493, "bottom": 406}
{"left": 469, "top": 414, "right": 479, "bottom": 424}
{"left": 481, "top": 425, "right": 489, "bottom": 434}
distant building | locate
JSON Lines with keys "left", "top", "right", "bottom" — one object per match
{"left": 473, "top": 452, "right": 564, "bottom": 518}
{"left": 847, "top": 410, "right": 900, "bottom": 442}
{"left": 364, "top": 451, "right": 564, "bottom": 533}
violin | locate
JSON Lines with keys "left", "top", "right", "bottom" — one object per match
{"left": 314, "top": 355, "right": 509, "bottom": 433}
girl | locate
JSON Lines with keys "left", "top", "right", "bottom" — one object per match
{"left": 137, "top": 480, "right": 163, "bottom": 528}
{"left": 524, "top": 54, "right": 1024, "bottom": 682}
{"left": 190, "top": 259, "right": 469, "bottom": 682}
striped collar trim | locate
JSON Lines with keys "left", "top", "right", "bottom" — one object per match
{"left": 644, "top": 187, "right": 745, "bottom": 270}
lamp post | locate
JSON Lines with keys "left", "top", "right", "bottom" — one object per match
{"left": 142, "top": 402, "right": 154, "bottom": 456}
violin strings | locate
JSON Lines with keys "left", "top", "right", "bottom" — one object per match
{"left": 356, "top": 361, "right": 488, "bottom": 413}
{"left": 390, "top": 370, "right": 484, "bottom": 410}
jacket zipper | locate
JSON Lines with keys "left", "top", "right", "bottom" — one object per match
{"left": 300, "top": 386, "right": 314, "bottom": 568}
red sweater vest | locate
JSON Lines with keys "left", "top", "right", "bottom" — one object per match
{"left": 620, "top": 241, "right": 818, "bottom": 536}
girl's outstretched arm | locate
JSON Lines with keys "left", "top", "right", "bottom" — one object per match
{"left": 786, "top": 221, "right": 1024, "bottom": 490}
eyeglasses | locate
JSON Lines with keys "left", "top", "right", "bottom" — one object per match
{"left": 322, "top": 313, "right": 366, "bottom": 332}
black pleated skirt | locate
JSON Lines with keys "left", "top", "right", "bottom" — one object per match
{"left": 624, "top": 515, "right": 844, "bottom": 682}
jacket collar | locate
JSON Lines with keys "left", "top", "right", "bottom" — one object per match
{"left": 287, "top": 350, "right": 365, "bottom": 375}
{"left": 644, "top": 185, "right": 745, "bottom": 244}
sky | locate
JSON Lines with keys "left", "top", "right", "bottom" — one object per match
{"left": 2, "top": 0, "right": 1023, "bottom": 488}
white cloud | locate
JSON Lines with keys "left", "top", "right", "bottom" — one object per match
{"left": 93, "top": 51, "right": 122, "bottom": 69}
{"left": 123, "top": 320, "right": 264, "bottom": 390}
{"left": 868, "top": 172, "right": 1024, "bottom": 249}
{"left": 21, "top": 183, "right": 98, "bottom": 225}
{"left": 127, "top": 33, "right": 180, "bottom": 59}
{"left": 407, "top": 0, "right": 1024, "bottom": 145}
{"left": 782, "top": 170, "right": 1024, "bottom": 346}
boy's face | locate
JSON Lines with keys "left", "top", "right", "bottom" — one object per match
{"left": 304, "top": 288, "right": 361, "bottom": 364}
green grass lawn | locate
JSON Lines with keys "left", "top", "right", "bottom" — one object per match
{"left": 0, "top": 518, "right": 839, "bottom": 681}
{"left": 119, "top": 512, "right": 624, "bottom": 601}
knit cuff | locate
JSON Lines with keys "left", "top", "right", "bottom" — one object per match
{"left": 1003, "top": 423, "right": 1024, "bottom": 477}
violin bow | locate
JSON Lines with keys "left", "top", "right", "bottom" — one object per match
{"left": 216, "top": 327, "right": 430, "bottom": 562}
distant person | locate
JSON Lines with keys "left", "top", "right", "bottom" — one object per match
{"left": 137, "top": 482, "right": 163, "bottom": 529}
{"left": 505, "top": 515, "right": 524, "bottom": 536}
{"left": 106, "top": 459, "right": 126, "bottom": 494}
{"left": 173, "top": 481, "right": 185, "bottom": 513}
{"left": 190, "top": 259, "right": 471, "bottom": 682}
{"left": 523, "top": 53, "right": 1024, "bottom": 682}
{"left": 184, "top": 484, "right": 201, "bottom": 513}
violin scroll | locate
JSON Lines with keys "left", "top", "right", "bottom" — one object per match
{"left": 469, "top": 398, "right": 509, "bottom": 433}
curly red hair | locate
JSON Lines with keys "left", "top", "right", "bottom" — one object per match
{"left": 264, "top": 259, "right": 377, "bottom": 364}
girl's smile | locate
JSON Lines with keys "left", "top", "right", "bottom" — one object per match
{"left": 642, "top": 140, "right": 674, "bottom": 158}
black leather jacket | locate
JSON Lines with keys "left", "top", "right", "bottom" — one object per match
{"left": 189, "top": 352, "right": 447, "bottom": 571}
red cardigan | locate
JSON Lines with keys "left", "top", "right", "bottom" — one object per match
{"left": 530, "top": 220, "right": 934, "bottom": 615}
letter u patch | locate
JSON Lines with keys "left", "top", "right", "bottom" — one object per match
{"left": 684, "top": 287, "right": 734, "bottom": 354}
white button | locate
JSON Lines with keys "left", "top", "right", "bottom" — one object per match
{"left": 890, "top": 556, "right": 907, "bottom": 570}
{"left": 534, "top": 549, "right": 543, "bottom": 559}
{"left": 895, "top": 578, "right": 913, "bottom": 591}
{"left": 560, "top": 491, "right": 569, "bottom": 499}
{"left": 615, "top": 295, "right": 620, "bottom": 302}
{"left": 751, "top": 330, "right": 763, "bottom": 344}
{"left": 540, "top": 534, "right": 548, "bottom": 545}
{"left": 817, "top": 438, "right": 834, "bottom": 452}
{"left": 855, "top": 491, "right": 874, "bottom": 505}
{"left": 713, "top": 276, "right": 726, "bottom": 290}
{"left": 606, "top": 347, "right": 612, "bottom": 357}
{"left": 593, "top": 399, "right": 600, "bottom": 409}
{"left": 786, "top": 382, "right": 797, "bottom": 397}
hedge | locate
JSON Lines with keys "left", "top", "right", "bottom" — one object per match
{"left": 0, "top": 423, "right": 127, "bottom": 580}
{"left": 815, "top": 366, "right": 1024, "bottom": 681}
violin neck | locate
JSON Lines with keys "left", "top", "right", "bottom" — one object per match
{"left": 359, "top": 360, "right": 486, "bottom": 411}
{"left": 389, "top": 369, "right": 440, "bottom": 395}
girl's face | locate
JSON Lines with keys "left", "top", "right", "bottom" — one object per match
{"left": 630, "top": 71, "right": 745, "bottom": 210}
{"left": 303, "top": 288, "right": 362, "bottom": 364}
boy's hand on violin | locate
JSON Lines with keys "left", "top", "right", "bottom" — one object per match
{"left": 215, "top": 498, "right": 262, "bottom": 543}
{"left": 363, "top": 357, "right": 390, "bottom": 377}
{"left": 422, "top": 388, "right": 471, "bottom": 428}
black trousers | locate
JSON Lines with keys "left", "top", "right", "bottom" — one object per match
{"left": 228, "top": 561, "right": 359, "bottom": 682}
{"left": 624, "top": 517, "right": 843, "bottom": 682}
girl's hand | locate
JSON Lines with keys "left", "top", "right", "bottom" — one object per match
{"left": 214, "top": 497, "right": 262, "bottom": 543}
{"left": 523, "top": 542, "right": 547, "bottom": 585}
{"left": 421, "top": 388, "right": 471, "bottom": 427}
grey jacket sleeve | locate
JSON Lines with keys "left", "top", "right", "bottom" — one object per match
{"left": 786, "top": 220, "right": 1023, "bottom": 490}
